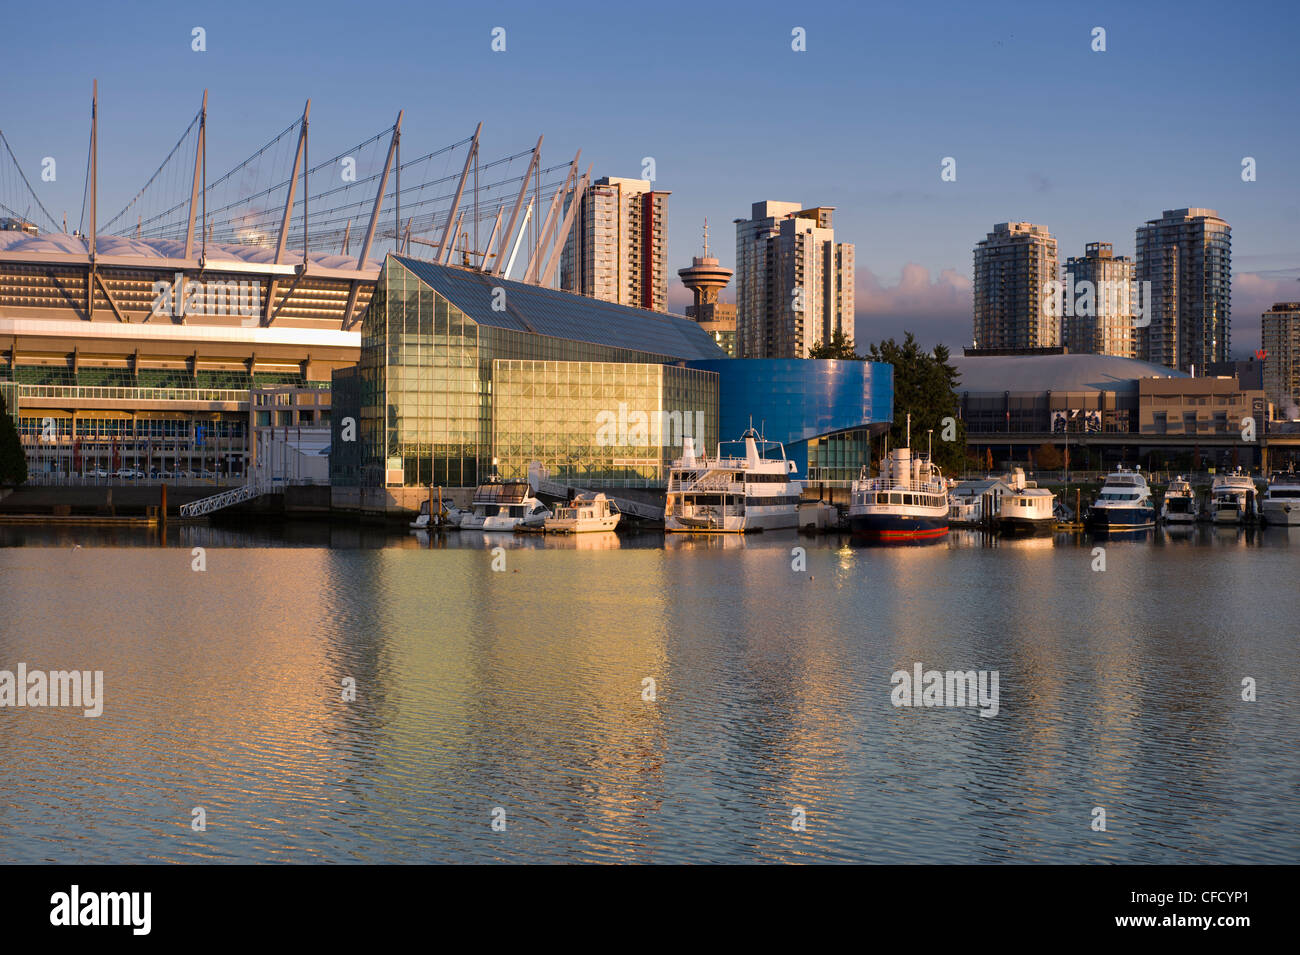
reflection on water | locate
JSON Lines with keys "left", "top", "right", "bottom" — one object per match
{"left": 0, "top": 523, "right": 1296, "bottom": 863}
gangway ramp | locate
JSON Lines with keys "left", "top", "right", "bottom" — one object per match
{"left": 179, "top": 481, "right": 271, "bottom": 518}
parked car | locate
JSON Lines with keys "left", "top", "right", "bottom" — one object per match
{"left": 90, "top": 468, "right": 110, "bottom": 478}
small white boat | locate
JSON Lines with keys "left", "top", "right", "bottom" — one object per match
{"left": 1160, "top": 476, "right": 1198, "bottom": 524}
{"left": 995, "top": 468, "right": 1056, "bottom": 535}
{"left": 461, "top": 480, "right": 552, "bottom": 532}
{"left": 1261, "top": 470, "right": 1300, "bottom": 526}
{"left": 1208, "top": 469, "right": 1259, "bottom": 525}
{"left": 544, "top": 493, "right": 621, "bottom": 533}
{"left": 410, "top": 498, "right": 470, "bottom": 530}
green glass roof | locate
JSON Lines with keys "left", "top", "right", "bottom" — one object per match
{"left": 392, "top": 255, "right": 727, "bottom": 361}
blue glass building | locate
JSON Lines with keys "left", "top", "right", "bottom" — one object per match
{"left": 688, "top": 359, "right": 893, "bottom": 481}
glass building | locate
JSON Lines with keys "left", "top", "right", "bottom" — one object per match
{"left": 347, "top": 255, "right": 727, "bottom": 487}
{"left": 493, "top": 360, "right": 717, "bottom": 485}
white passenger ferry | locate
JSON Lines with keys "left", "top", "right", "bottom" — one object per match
{"left": 664, "top": 429, "right": 801, "bottom": 533}
{"left": 848, "top": 416, "right": 949, "bottom": 542}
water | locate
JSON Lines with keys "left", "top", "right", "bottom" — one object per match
{"left": 1, "top": 524, "right": 1296, "bottom": 863}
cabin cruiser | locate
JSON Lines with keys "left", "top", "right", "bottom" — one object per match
{"left": 1260, "top": 470, "right": 1300, "bottom": 526}
{"left": 1084, "top": 466, "right": 1155, "bottom": 532}
{"left": 849, "top": 415, "right": 949, "bottom": 542}
{"left": 665, "top": 430, "right": 801, "bottom": 533}
{"left": 1208, "top": 469, "right": 1259, "bottom": 525}
{"left": 1160, "top": 476, "right": 1198, "bottom": 524}
{"left": 544, "top": 492, "right": 621, "bottom": 533}
{"left": 460, "top": 479, "right": 552, "bottom": 532}
{"left": 996, "top": 468, "right": 1056, "bottom": 535}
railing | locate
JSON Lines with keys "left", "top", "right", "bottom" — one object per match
{"left": 669, "top": 469, "right": 744, "bottom": 494}
{"left": 23, "top": 472, "right": 242, "bottom": 488}
{"left": 16, "top": 384, "right": 249, "bottom": 403}
{"left": 179, "top": 480, "right": 271, "bottom": 518}
{"left": 853, "top": 477, "right": 947, "bottom": 492}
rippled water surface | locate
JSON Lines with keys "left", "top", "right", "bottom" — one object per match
{"left": 1, "top": 524, "right": 1297, "bottom": 863}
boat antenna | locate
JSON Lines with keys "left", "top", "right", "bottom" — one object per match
{"left": 927, "top": 428, "right": 933, "bottom": 463}
{"left": 906, "top": 413, "right": 911, "bottom": 449}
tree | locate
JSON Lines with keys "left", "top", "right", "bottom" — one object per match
{"left": 1035, "top": 443, "right": 1063, "bottom": 470}
{"left": 0, "top": 392, "right": 27, "bottom": 486}
{"left": 808, "top": 328, "right": 860, "bottom": 360}
{"left": 863, "top": 332, "right": 966, "bottom": 476}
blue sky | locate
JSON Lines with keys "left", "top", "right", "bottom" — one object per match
{"left": 1, "top": 0, "right": 1295, "bottom": 353}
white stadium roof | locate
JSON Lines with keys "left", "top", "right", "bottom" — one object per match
{"left": 0, "top": 231, "right": 381, "bottom": 274}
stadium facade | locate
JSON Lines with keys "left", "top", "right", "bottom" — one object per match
{"left": 0, "top": 231, "right": 372, "bottom": 477}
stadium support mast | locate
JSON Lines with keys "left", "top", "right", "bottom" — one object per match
{"left": 266, "top": 99, "right": 310, "bottom": 325}
{"left": 184, "top": 90, "right": 207, "bottom": 260}
{"left": 343, "top": 110, "right": 402, "bottom": 329}
{"left": 274, "top": 100, "right": 310, "bottom": 266}
{"left": 439, "top": 123, "right": 481, "bottom": 265}
{"left": 539, "top": 165, "right": 591, "bottom": 288}
{"left": 524, "top": 150, "right": 578, "bottom": 285}
{"left": 493, "top": 136, "right": 542, "bottom": 277}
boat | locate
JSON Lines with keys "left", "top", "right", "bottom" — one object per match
{"left": 948, "top": 483, "right": 984, "bottom": 526}
{"left": 848, "top": 415, "right": 949, "bottom": 542}
{"left": 460, "top": 479, "right": 552, "bottom": 532}
{"left": 664, "top": 430, "right": 801, "bottom": 533}
{"left": 1260, "top": 470, "right": 1300, "bottom": 526}
{"left": 1160, "top": 476, "right": 1198, "bottom": 524}
{"left": 1208, "top": 469, "right": 1259, "bottom": 525}
{"left": 995, "top": 468, "right": 1056, "bottom": 535}
{"left": 410, "top": 497, "right": 470, "bottom": 530}
{"left": 1084, "top": 466, "right": 1156, "bottom": 532}
{"left": 544, "top": 492, "right": 621, "bottom": 533}
{"left": 948, "top": 475, "right": 1015, "bottom": 527}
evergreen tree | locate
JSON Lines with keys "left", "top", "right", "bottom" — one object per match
{"left": 863, "top": 333, "right": 966, "bottom": 476}
{"left": 808, "top": 328, "right": 860, "bottom": 360}
{"left": 0, "top": 392, "right": 27, "bottom": 486}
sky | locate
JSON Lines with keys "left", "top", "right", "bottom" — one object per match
{"left": 1, "top": 0, "right": 1296, "bottom": 355}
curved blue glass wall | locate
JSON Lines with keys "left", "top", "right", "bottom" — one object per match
{"left": 686, "top": 359, "right": 893, "bottom": 479}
